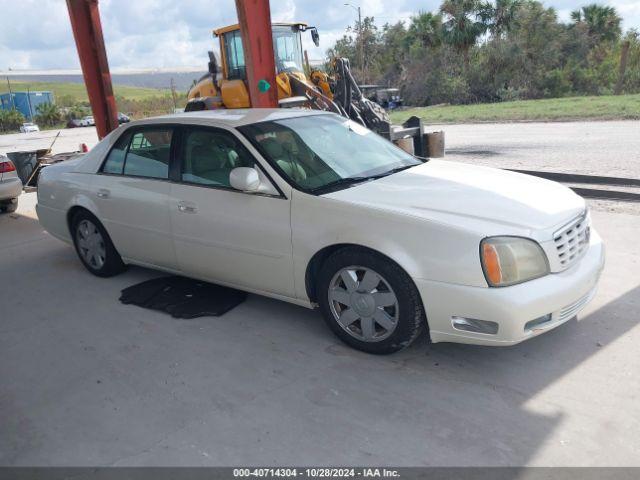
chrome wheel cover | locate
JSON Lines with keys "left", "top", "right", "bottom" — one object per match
{"left": 76, "top": 219, "right": 106, "bottom": 270}
{"left": 328, "top": 266, "right": 399, "bottom": 342}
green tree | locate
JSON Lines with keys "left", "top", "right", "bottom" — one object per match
{"left": 440, "top": 0, "right": 487, "bottom": 65}
{"left": 35, "top": 102, "right": 62, "bottom": 127}
{"left": 507, "top": 1, "right": 565, "bottom": 97}
{"left": 479, "top": 0, "right": 522, "bottom": 37}
{"left": 320, "top": 0, "right": 640, "bottom": 106}
{"left": 378, "top": 22, "right": 410, "bottom": 84}
{"left": 327, "top": 17, "right": 380, "bottom": 82}
{"left": 571, "top": 4, "right": 622, "bottom": 43}
{"left": 64, "top": 104, "right": 90, "bottom": 121}
{"left": 407, "top": 12, "right": 443, "bottom": 49}
{"left": 0, "top": 109, "right": 26, "bottom": 132}
{"left": 617, "top": 29, "right": 640, "bottom": 93}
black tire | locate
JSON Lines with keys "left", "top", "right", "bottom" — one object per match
{"left": 71, "top": 210, "right": 126, "bottom": 277}
{"left": 1, "top": 198, "right": 18, "bottom": 213}
{"left": 317, "top": 247, "right": 427, "bottom": 354}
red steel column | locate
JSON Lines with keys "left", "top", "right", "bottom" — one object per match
{"left": 67, "top": 0, "right": 119, "bottom": 138}
{"left": 235, "top": 0, "right": 278, "bottom": 108}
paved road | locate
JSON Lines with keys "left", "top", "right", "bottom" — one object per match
{"left": 439, "top": 120, "right": 640, "bottom": 216}
{"left": 1, "top": 193, "right": 639, "bottom": 466}
{"left": 0, "top": 126, "right": 99, "bottom": 157}
{"left": 441, "top": 120, "right": 640, "bottom": 179}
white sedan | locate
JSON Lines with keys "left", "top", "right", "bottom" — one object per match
{"left": 0, "top": 156, "right": 22, "bottom": 213}
{"left": 20, "top": 122, "right": 40, "bottom": 133}
{"left": 36, "top": 109, "right": 605, "bottom": 354}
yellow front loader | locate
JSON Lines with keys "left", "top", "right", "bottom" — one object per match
{"left": 188, "top": 24, "right": 331, "bottom": 107}
{"left": 186, "top": 22, "right": 393, "bottom": 138}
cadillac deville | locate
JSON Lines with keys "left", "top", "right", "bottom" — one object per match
{"left": 36, "top": 110, "right": 605, "bottom": 354}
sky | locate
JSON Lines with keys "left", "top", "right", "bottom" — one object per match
{"left": 0, "top": 0, "right": 639, "bottom": 72}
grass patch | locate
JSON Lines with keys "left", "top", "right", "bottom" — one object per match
{"left": 4, "top": 80, "right": 169, "bottom": 102}
{"left": 390, "top": 94, "right": 640, "bottom": 124}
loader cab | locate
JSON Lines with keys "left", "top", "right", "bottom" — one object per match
{"left": 220, "top": 28, "right": 246, "bottom": 80}
{"left": 186, "top": 22, "right": 322, "bottom": 111}
{"left": 273, "top": 25, "right": 305, "bottom": 74}
{"left": 216, "top": 22, "right": 318, "bottom": 80}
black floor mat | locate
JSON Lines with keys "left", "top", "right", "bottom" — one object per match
{"left": 119, "top": 276, "right": 247, "bottom": 319}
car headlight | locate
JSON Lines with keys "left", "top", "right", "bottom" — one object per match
{"left": 480, "top": 236, "right": 549, "bottom": 287}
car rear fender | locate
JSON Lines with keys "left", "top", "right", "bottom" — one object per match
{"left": 37, "top": 167, "right": 99, "bottom": 242}
{"left": 67, "top": 192, "right": 101, "bottom": 225}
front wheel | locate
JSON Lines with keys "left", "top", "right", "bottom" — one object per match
{"left": 317, "top": 247, "right": 426, "bottom": 354}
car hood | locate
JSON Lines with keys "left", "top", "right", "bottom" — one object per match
{"left": 324, "top": 160, "right": 585, "bottom": 232}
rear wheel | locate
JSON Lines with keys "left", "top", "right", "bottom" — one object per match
{"left": 0, "top": 198, "right": 18, "bottom": 213}
{"left": 71, "top": 211, "right": 126, "bottom": 277}
{"left": 317, "top": 247, "right": 426, "bottom": 354}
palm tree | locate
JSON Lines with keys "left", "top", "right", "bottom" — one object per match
{"left": 407, "top": 11, "right": 443, "bottom": 49}
{"left": 440, "top": 0, "right": 487, "bottom": 65}
{"left": 35, "top": 102, "right": 61, "bottom": 127}
{"left": 571, "top": 3, "right": 622, "bottom": 43}
{"left": 479, "top": 0, "right": 522, "bottom": 38}
{"left": 570, "top": 9, "right": 582, "bottom": 23}
{"left": 0, "top": 109, "right": 26, "bottom": 132}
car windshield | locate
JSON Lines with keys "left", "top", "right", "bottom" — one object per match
{"left": 239, "top": 114, "right": 422, "bottom": 193}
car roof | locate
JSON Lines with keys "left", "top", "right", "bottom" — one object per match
{"left": 130, "top": 108, "right": 333, "bottom": 128}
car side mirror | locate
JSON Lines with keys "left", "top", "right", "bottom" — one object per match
{"left": 230, "top": 167, "right": 261, "bottom": 192}
{"left": 311, "top": 28, "right": 320, "bottom": 47}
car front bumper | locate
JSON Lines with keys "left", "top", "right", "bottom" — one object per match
{"left": 0, "top": 177, "right": 23, "bottom": 201}
{"left": 415, "top": 229, "right": 605, "bottom": 346}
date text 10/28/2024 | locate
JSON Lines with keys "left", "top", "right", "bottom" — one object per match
{"left": 233, "top": 468, "right": 400, "bottom": 478}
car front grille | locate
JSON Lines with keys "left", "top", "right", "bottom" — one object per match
{"left": 553, "top": 211, "right": 590, "bottom": 270}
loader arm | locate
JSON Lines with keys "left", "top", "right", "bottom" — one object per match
{"left": 331, "top": 58, "right": 391, "bottom": 138}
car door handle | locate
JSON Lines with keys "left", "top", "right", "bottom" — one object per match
{"left": 97, "top": 189, "right": 110, "bottom": 198}
{"left": 177, "top": 202, "right": 198, "bottom": 214}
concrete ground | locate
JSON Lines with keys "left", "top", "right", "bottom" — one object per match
{"left": 1, "top": 121, "right": 640, "bottom": 466}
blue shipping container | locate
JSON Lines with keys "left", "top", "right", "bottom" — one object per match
{"left": 0, "top": 91, "right": 55, "bottom": 121}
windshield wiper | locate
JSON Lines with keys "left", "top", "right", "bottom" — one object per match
{"left": 311, "top": 176, "right": 372, "bottom": 194}
{"left": 312, "top": 165, "right": 419, "bottom": 195}
{"left": 365, "top": 164, "right": 417, "bottom": 180}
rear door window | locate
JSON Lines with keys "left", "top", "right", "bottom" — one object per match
{"left": 123, "top": 129, "right": 173, "bottom": 179}
{"left": 102, "top": 132, "right": 131, "bottom": 175}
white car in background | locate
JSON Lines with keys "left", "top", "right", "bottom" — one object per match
{"left": 35, "top": 109, "right": 605, "bottom": 354}
{"left": 78, "top": 116, "right": 95, "bottom": 127}
{"left": 19, "top": 122, "right": 40, "bottom": 133}
{"left": 0, "top": 156, "right": 22, "bottom": 213}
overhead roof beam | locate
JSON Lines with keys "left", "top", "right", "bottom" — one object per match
{"left": 66, "top": 0, "right": 119, "bottom": 139}
{"left": 235, "top": 0, "right": 278, "bottom": 108}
